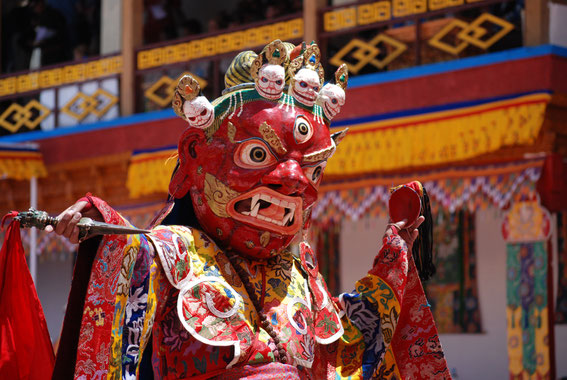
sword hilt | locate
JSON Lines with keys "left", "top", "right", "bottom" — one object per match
{"left": 14, "top": 208, "right": 58, "bottom": 230}
{"left": 14, "top": 208, "right": 151, "bottom": 243}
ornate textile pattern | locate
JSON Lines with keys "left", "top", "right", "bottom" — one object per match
{"left": 503, "top": 198, "right": 552, "bottom": 379}
{"left": 326, "top": 92, "right": 549, "bottom": 175}
{"left": 426, "top": 211, "right": 481, "bottom": 333}
{"left": 126, "top": 147, "right": 178, "bottom": 198}
{"left": 73, "top": 198, "right": 129, "bottom": 379}
{"left": 120, "top": 237, "right": 156, "bottom": 379}
{"left": 72, "top": 198, "right": 158, "bottom": 380}
{"left": 364, "top": 234, "right": 449, "bottom": 379}
{"left": 56, "top": 202, "right": 449, "bottom": 379}
{"left": 313, "top": 161, "right": 542, "bottom": 224}
{"left": 340, "top": 292, "right": 386, "bottom": 379}
{"left": 0, "top": 146, "right": 47, "bottom": 180}
{"left": 210, "top": 362, "right": 310, "bottom": 379}
{"left": 149, "top": 228, "right": 344, "bottom": 378}
{"left": 506, "top": 242, "right": 550, "bottom": 379}
{"left": 556, "top": 212, "right": 567, "bottom": 324}
{"left": 312, "top": 221, "right": 341, "bottom": 295}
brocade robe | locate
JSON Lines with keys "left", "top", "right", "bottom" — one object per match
{"left": 52, "top": 197, "right": 450, "bottom": 380}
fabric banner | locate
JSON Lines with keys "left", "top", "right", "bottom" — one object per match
{"left": 426, "top": 211, "right": 482, "bottom": 333}
{"left": 0, "top": 145, "right": 47, "bottom": 180}
{"left": 124, "top": 93, "right": 550, "bottom": 198}
{"left": 0, "top": 220, "right": 55, "bottom": 379}
{"left": 326, "top": 92, "right": 550, "bottom": 176}
{"left": 556, "top": 212, "right": 567, "bottom": 324}
{"left": 506, "top": 242, "right": 550, "bottom": 379}
{"left": 503, "top": 199, "right": 552, "bottom": 379}
{"left": 310, "top": 221, "right": 341, "bottom": 295}
{"left": 314, "top": 160, "right": 543, "bottom": 224}
{"left": 126, "top": 146, "right": 177, "bottom": 198}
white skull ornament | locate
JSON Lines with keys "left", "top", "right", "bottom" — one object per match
{"left": 290, "top": 68, "right": 321, "bottom": 107}
{"left": 183, "top": 96, "right": 214, "bottom": 129}
{"left": 255, "top": 64, "right": 285, "bottom": 100}
{"left": 317, "top": 83, "right": 345, "bottom": 120}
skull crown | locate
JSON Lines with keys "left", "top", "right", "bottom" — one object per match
{"left": 171, "top": 40, "right": 348, "bottom": 132}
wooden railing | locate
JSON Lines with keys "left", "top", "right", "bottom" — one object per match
{"left": 134, "top": 13, "right": 303, "bottom": 113}
{"left": 0, "top": 54, "right": 122, "bottom": 137}
{"left": 318, "top": 0, "right": 521, "bottom": 77}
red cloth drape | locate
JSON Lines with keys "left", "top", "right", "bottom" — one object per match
{"left": 0, "top": 219, "right": 54, "bottom": 379}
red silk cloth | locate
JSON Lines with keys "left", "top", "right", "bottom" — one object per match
{"left": 0, "top": 218, "right": 54, "bottom": 379}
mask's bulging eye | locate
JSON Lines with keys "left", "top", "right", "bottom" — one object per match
{"left": 250, "top": 147, "right": 266, "bottom": 162}
{"left": 303, "top": 162, "right": 326, "bottom": 185}
{"left": 235, "top": 140, "right": 277, "bottom": 169}
{"left": 293, "top": 116, "right": 313, "bottom": 144}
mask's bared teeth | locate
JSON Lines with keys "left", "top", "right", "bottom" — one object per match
{"left": 286, "top": 213, "right": 295, "bottom": 227}
{"left": 251, "top": 194, "right": 260, "bottom": 210}
{"left": 282, "top": 210, "right": 293, "bottom": 226}
{"left": 260, "top": 194, "right": 271, "bottom": 204}
{"left": 251, "top": 201, "right": 260, "bottom": 217}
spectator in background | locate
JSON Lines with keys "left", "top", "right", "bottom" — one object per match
{"left": 30, "top": 0, "right": 70, "bottom": 66}
{"left": 2, "top": 1, "right": 35, "bottom": 72}
{"left": 180, "top": 18, "right": 202, "bottom": 37}
{"left": 143, "top": 0, "right": 179, "bottom": 44}
{"left": 73, "top": 0, "right": 101, "bottom": 60}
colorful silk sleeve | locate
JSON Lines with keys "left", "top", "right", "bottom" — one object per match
{"left": 67, "top": 197, "right": 159, "bottom": 380}
{"left": 333, "top": 234, "right": 451, "bottom": 380}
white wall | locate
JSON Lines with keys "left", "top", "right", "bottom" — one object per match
{"left": 339, "top": 208, "right": 567, "bottom": 380}
{"left": 100, "top": 0, "right": 122, "bottom": 55}
{"left": 339, "top": 216, "right": 387, "bottom": 292}
{"left": 36, "top": 255, "right": 74, "bottom": 343}
{"left": 550, "top": 2, "right": 567, "bottom": 48}
{"left": 440, "top": 208, "right": 509, "bottom": 379}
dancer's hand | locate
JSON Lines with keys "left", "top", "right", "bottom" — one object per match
{"left": 384, "top": 216, "right": 425, "bottom": 253}
{"left": 45, "top": 200, "right": 103, "bottom": 244}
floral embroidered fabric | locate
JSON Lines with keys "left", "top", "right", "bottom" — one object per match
{"left": 63, "top": 198, "right": 450, "bottom": 379}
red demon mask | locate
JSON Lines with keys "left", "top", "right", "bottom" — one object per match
{"left": 169, "top": 41, "right": 348, "bottom": 259}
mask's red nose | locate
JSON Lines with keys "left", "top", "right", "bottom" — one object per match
{"left": 261, "top": 160, "right": 309, "bottom": 196}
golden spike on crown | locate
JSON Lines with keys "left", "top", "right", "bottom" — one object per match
{"left": 250, "top": 40, "right": 289, "bottom": 100}
{"left": 250, "top": 40, "right": 288, "bottom": 80}
{"left": 264, "top": 40, "right": 288, "bottom": 65}
{"left": 178, "top": 75, "right": 200, "bottom": 101}
{"left": 287, "top": 43, "right": 324, "bottom": 87}
{"left": 287, "top": 43, "right": 325, "bottom": 107}
{"left": 303, "top": 44, "right": 321, "bottom": 72}
{"left": 172, "top": 74, "right": 214, "bottom": 129}
{"left": 173, "top": 74, "right": 200, "bottom": 120}
{"left": 334, "top": 64, "right": 348, "bottom": 91}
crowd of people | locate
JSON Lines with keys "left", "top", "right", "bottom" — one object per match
{"left": 143, "top": 0, "right": 303, "bottom": 44}
{"left": 1, "top": 0, "right": 100, "bottom": 73}
{"left": 1, "top": 0, "right": 304, "bottom": 74}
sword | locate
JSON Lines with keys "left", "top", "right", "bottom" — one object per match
{"left": 14, "top": 208, "right": 151, "bottom": 242}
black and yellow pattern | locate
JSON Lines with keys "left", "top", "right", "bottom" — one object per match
{"left": 224, "top": 51, "right": 257, "bottom": 89}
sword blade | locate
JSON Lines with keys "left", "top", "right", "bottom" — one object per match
{"left": 78, "top": 218, "right": 151, "bottom": 237}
